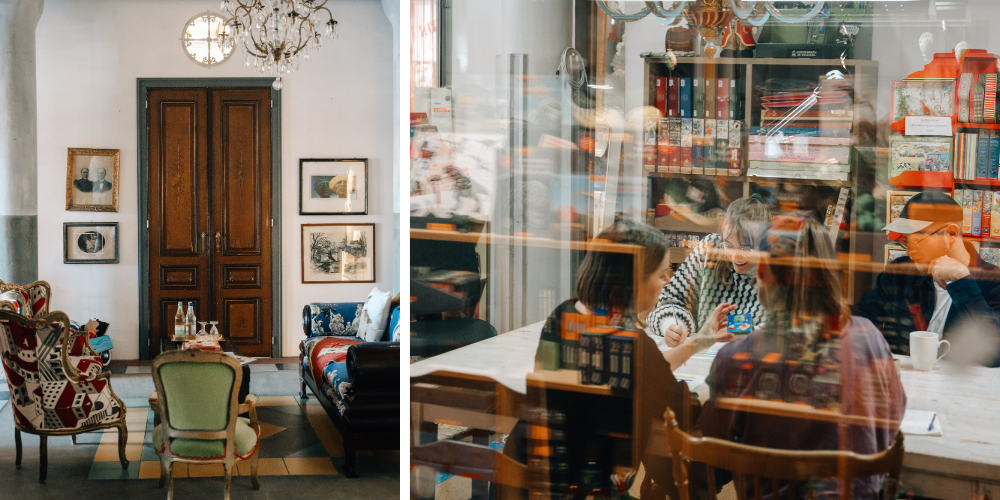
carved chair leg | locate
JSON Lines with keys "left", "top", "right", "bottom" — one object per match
{"left": 71, "top": 434, "right": 76, "bottom": 445}
{"left": 224, "top": 462, "right": 233, "bottom": 500}
{"left": 117, "top": 423, "right": 129, "bottom": 469}
{"left": 250, "top": 453, "right": 260, "bottom": 490}
{"left": 39, "top": 435, "right": 47, "bottom": 483}
{"left": 158, "top": 460, "right": 166, "bottom": 488}
{"left": 298, "top": 364, "right": 309, "bottom": 400}
{"left": 162, "top": 459, "right": 174, "bottom": 500}
{"left": 14, "top": 429, "right": 21, "bottom": 468}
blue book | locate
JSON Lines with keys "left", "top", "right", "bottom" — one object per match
{"left": 977, "top": 129, "right": 990, "bottom": 178}
{"left": 989, "top": 130, "right": 999, "bottom": 179}
{"left": 747, "top": 127, "right": 852, "bottom": 138}
{"left": 972, "top": 190, "right": 982, "bottom": 235}
{"left": 679, "top": 77, "right": 692, "bottom": 118}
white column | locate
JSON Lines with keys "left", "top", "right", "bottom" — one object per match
{"left": 0, "top": 0, "right": 43, "bottom": 285}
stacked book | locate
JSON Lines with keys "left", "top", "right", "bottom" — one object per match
{"left": 536, "top": 311, "right": 635, "bottom": 390}
{"left": 747, "top": 133, "right": 854, "bottom": 181}
{"left": 954, "top": 189, "right": 1000, "bottom": 238}
{"left": 954, "top": 130, "right": 1000, "bottom": 181}
{"left": 524, "top": 407, "right": 570, "bottom": 499}
{"left": 957, "top": 72, "right": 1000, "bottom": 124}
{"left": 643, "top": 76, "right": 744, "bottom": 176}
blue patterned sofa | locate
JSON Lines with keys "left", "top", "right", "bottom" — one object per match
{"left": 299, "top": 297, "right": 400, "bottom": 477}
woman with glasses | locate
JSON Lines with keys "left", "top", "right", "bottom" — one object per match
{"left": 647, "top": 194, "right": 772, "bottom": 360}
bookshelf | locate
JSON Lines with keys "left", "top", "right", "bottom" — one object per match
{"left": 640, "top": 55, "right": 880, "bottom": 304}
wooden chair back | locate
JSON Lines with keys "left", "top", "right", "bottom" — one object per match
{"left": 663, "top": 408, "right": 904, "bottom": 500}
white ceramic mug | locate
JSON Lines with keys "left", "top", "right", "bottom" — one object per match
{"left": 910, "top": 331, "right": 951, "bottom": 371}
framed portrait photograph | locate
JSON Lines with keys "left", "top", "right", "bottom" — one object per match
{"left": 65, "top": 148, "right": 120, "bottom": 212}
{"left": 301, "top": 223, "right": 375, "bottom": 283}
{"left": 888, "top": 135, "right": 953, "bottom": 179}
{"left": 890, "top": 80, "right": 955, "bottom": 123}
{"left": 64, "top": 223, "right": 119, "bottom": 264}
{"left": 299, "top": 158, "right": 368, "bottom": 215}
{"left": 885, "top": 189, "right": 921, "bottom": 225}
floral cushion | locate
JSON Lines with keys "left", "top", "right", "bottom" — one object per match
{"left": 308, "top": 303, "right": 364, "bottom": 337}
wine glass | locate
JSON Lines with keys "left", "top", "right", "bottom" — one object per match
{"left": 198, "top": 321, "right": 209, "bottom": 338}
{"left": 209, "top": 321, "right": 220, "bottom": 339}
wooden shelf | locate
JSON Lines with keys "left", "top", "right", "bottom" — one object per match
{"left": 956, "top": 123, "right": 1000, "bottom": 130}
{"left": 648, "top": 172, "right": 851, "bottom": 187}
{"left": 954, "top": 178, "right": 1000, "bottom": 187}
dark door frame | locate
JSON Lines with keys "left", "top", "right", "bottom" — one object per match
{"left": 137, "top": 78, "right": 282, "bottom": 360}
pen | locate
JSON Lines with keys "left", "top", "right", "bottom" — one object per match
{"left": 928, "top": 413, "right": 937, "bottom": 432}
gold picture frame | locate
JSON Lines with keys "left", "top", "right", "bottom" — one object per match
{"left": 66, "top": 148, "right": 120, "bottom": 212}
{"left": 884, "top": 243, "right": 906, "bottom": 267}
{"left": 885, "top": 189, "right": 921, "bottom": 226}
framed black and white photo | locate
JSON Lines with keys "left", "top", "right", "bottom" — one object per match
{"left": 299, "top": 158, "right": 368, "bottom": 215}
{"left": 301, "top": 223, "right": 375, "bottom": 283}
{"left": 64, "top": 223, "right": 119, "bottom": 264}
{"left": 66, "top": 148, "right": 120, "bottom": 212}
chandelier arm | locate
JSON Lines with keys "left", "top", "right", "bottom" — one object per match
{"left": 644, "top": 1, "right": 687, "bottom": 21}
{"left": 730, "top": 0, "right": 770, "bottom": 27}
{"left": 596, "top": 1, "right": 650, "bottom": 22}
{"left": 764, "top": 1, "right": 825, "bottom": 24}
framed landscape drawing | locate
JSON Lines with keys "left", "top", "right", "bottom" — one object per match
{"left": 890, "top": 80, "right": 955, "bottom": 123}
{"left": 66, "top": 148, "right": 120, "bottom": 212}
{"left": 299, "top": 158, "right": 368, "bottom": 215}
{"left": 64, "top": 222, "right": 119, "bottom": 264}
{"left": 886, "top": 189, "right": 920, "bottom": 225}
{"left": 301, "top": 223, "right": 375, "bottom": 283}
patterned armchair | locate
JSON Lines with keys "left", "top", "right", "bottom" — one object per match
{"left": 299, "top": 300, "right": 400, "bottom": 477}
{"left": 0, "top": 309, "right": 128, "bottom": 482}
{"left": 0, "top": 279, "right": 50, "bottom": 317}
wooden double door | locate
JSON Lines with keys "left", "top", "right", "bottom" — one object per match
{"left": 147, "top": 87, "right": 273, "bottom": 357}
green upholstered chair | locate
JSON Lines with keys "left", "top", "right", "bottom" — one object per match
{"left": 151, "top": 349, "right": 260, "bottom": 500}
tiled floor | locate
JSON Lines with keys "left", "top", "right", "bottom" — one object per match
{"left": 86, "top": 395, "right": 354, "bottom": 480}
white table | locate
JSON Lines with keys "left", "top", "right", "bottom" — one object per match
{"left": 410, "top": 322, "right": 1000, "bottom": 499}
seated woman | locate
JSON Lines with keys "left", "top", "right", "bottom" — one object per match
{"left": 536, "top": 220, "right": 734, "bottom": 371}
{"left": 648, "top": 194, "right": 772, "bottom": 355}
{"left": 699, "top": 217, "right": 906, "bottom": 500}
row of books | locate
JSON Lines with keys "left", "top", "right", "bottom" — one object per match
{"left": 537, "top": 313, "right": 635, "bottom": 390}
{"left": 746, "top": 134, "right": 854, "bottom": 181}
{"left": 642, "top": 118, "right": 742, "bottom": 175}
{"left": 654, "top": 76, "right": 745, "bottom": 121}
{"left": 957, "top": 72, "right": 1000, "bottom": 124}
{"left": 954, "top": 130, "right": 1000, "bottom": 181}
{"left": 523, "top": 407, "right": 570, "bottom": 499}
{"left": 955, "top": 189, "right": 1000, "bottom": 238}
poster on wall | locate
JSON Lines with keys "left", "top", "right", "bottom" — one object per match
{"left": 299, "top": 159, "right": 368, "bottom": 215}
{"left": 301, "top": 223, "right": 375, "bottom": 283}
{"left": 64, "top": 222, "right": 119, "bottom": 264}
{"left": 65, "top": 148, "right": 120, "bottom": 212}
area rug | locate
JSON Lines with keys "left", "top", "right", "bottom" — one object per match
{"left": 83, "top": 395, "right": 360, "bottom": 480}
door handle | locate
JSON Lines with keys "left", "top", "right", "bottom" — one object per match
{"left": 215, "top": 232, "right": 222, "bottom": 252}
{"left": 200, "top": 232, "right": 207, "bottom": 254}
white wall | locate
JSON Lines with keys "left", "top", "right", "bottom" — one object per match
{"left": 35, "top": 0, "right": 395, "bottom": 359}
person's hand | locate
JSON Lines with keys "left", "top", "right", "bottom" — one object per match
{"left": 929, "top": 255, "right": 971, "bottom": 287}
{"left": 662, "top": 323, "right": 689, "bottom": 347}
{"left": 697, "top": 302, "right": 737, "bottom": 344}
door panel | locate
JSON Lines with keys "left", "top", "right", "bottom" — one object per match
{"left": 211, "top": 88, "right": 272, "bottom": 356}
{"left": 148, "top": 89, "right": 210, "bottom": 356}
{"left": 148, "top": 86, "right": 273, "bottom": 358}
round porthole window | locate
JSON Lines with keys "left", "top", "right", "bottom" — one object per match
{"left": 181, "top": 12, "right": 234, "bottom": 68}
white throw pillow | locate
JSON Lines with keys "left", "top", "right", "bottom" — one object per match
{"left": 358, "top": 288, "right": 392, "bottom": 342}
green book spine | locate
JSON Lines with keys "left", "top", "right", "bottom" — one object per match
{"left": 561, "top": 339, "right": 579, "bottom": 370}
{"left": 539, "top": 339, "right": 560, "bottom": 371}
{"left": 691, "top": 77, "right": 704, "bottom": 119}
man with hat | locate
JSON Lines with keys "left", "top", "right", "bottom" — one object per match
{"left": 853, "top": 191, "right": 1000, "bottom": 367}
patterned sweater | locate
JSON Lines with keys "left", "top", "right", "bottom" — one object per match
{"left": 646, "top": 233, "right": 765, "bottom": 344}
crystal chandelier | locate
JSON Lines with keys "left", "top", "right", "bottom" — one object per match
{"left": 598, "top": 1, "right": 827, "bottom": 38}
{"left": 219, "top": 0, "right": 339, "bottom": 90}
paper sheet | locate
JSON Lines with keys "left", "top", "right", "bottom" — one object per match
{"left": 900, "top": 409, "right": 943, "bottom": 436}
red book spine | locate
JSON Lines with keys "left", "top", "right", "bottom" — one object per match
{"left": 983, "top": 190, "right": 992, "bottom": 236}
{"left": 656, "top": 77, "right": 667, "bottom": 117}
{"left": 717, "top": 78, "right": 729, "bottom": 120}
{"left": 668, "top": 77, "right": 680, "bottom": 118}
{"left": 657, "top": 118, "right": 670, "bottom": 173}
